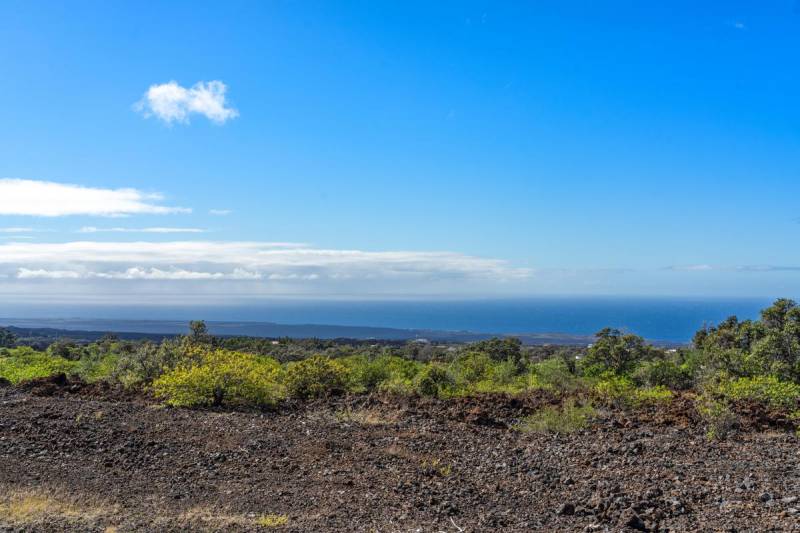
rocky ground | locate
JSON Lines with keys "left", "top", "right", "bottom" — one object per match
{"left": 1, "top": 377, "right": 799, "bottom": 532}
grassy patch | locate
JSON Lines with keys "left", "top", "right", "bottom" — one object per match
{"left": 0, "top": 487, "right": 115, "bottom": 526}
{"left": 517, "top": 400, "right": 596, "bottom": 434}
{"left": 335, "top": 407, "right": 403, "bottom": 426}
{"left": 256, "top": 514, "right": 289, "bottom": 528}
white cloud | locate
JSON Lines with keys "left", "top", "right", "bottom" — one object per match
{"left": 0, "top": 179, "right": 190, "bottom": 217}
{"left": 0, "top": 227, "right": 34, "bottom": 233}
{"left": 91, "top": 267, "right": 262, "bottom": 280}
{"left": 666, "top": 264, "right": 715, "bottom": 272}
{"left": 135, "top": 81, "right": 239, "bottom": 124}
{"left": 79, "top": 226, "right": 205, "bottom": 234}
{"left": 0, "top": 241, "right": 531, "bottom": 285}
{"left": 17, "top": 268, "right": 81, "bottom": 279}
{"left": 209, "top": 209, "right": 232, "bottom": 216}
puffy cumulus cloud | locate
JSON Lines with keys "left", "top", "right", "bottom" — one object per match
{"left": 135, "top": 81, "right": 239, "bottom": 124}
{"left": 0, "top": 241, "right": 531, "bottom": 297}
{"left": 0, "top": 179, "right": 189, "bottom": 217}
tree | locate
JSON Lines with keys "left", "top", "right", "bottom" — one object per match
{"left": 693, "top": 299, "right": 800, "bottom": 380}
{"left": 470, "top": 337, "right": 523, "bottom": 365}
{"left": 188, "top": 320, "right": 211, "bottom": 344}
{"left": 580, "top": 328, "right": 658, "bottom": 376}
{"left": 0, "top": 327, "right": 17, "bottom": 348}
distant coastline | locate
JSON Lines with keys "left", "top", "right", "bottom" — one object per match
{"left": 0, "top": 296, "right": 773, "bottom": 343}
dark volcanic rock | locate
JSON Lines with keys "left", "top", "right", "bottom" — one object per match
{"left": 0, "top": 388, "right": 799, "bottom": 531}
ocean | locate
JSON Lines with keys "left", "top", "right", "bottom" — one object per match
{"left": 1, "top": 297, "right": 776, "bottom": 343}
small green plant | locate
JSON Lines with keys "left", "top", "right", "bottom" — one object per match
{"left": 256, "top": 514, "right": 289, "bottom": 528}
{"left": 284, "top": 355, "right": 348, "bottom": 399}
{"left": 517, "top": 400, "right": 596, "bottom": 434}
{"left": 697, "top": 397, "right": 737, "bottom": 440}
{"left": 421, "top": 458, "right": 452, "bottom": 477}
{"left": 152, "top": 349, "right": 283, "bottom": 407}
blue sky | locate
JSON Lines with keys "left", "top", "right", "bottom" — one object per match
{"left": 0, "top": 0, "right": 799, "bottom": 302}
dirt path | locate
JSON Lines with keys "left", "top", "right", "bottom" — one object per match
{"left": 1, "top": 385, "right": 799, "bottom": 532}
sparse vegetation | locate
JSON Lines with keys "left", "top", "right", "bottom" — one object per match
{"left": 256, "top": 514, "right": 289, "bottom": 528}
{"left": 697, "top": 397, "right": 738, "bottom": 440}
{"left": 3, "top": 299, "right": 800, "bottom": 435}
{"left": 516, "top": 399, "right": 596, "bottom": 434}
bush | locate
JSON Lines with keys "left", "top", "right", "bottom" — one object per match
{"left": 284, "top": 355, "right": 348, "bottom": 399}
{"left": 342, "top": 355, "right": 391, "bottom": 392}
{"left": 73, "top": 353, "right": 118, "bottom": 383}
{"left": 152, "top": 349, "right": 282, "bottom": 407}
{"left": 697, "top": 397, "right": 737, "bottom": 440}
{"left": 469, "top": 337, "right": 523, "bottom": 364}
{"left": 112, "top": 340, "right": 184, "bottom": 388}
{"left": 446, "top": 352, "right": 527, "bottom": 395}
{"left": 633, "top": 358, "right": 694, "bottom": 390}
{"left": 716, "top": 375, "right": 800, "bottom": 410}
{"left": 449, "top": 352, "right": 493, "bottom": 385}
{"left": 414, "top": 364, "right": 454, "bottom": 397}
{"left": 517, "top": 399, "right": 595, "bottom": 434}
{"left": 528, "top": 358, "right": 583, "bottom": 393}
{"left": 593, "top": 374, "right": 672, "bottom": 408}
{"left": 580, "top": 328, "right": 660, "bottom": 376}
{"left": 0, "top": 347, "right": 77, "bottom": 384}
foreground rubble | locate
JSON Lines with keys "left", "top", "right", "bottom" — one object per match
{"left": 1, "top": 381, "right": 798, "bottom": 532}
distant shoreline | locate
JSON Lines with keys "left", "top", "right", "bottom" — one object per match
{"left": 0, "top": 317, "right": 688, "bottom": 347}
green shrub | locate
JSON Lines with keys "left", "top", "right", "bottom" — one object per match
{"left": 152, "top": 349, "right": 283, "bottom": 407}
{"left": 73, "top": 353, "right": 118, "bottom": 383}
{"left": 528, "top": 357, "right": 583, "bottom": 393}
{"left": 697, "top": 397, "right": 737, "bottom": 440}
{"left": 716, "top": 375, "right": 800, "bottom": 410}
{"left": 414, "top": 364, "right": 454, "bottom": 397}
{"left": 112, "top": 340, "right": 184, "bottom": 388}
{"left": 284, "top": 355, "right": 348, "bottom": 399}
{"left": 0, "top": 347, "right": 77, "bottom": 384}
{"left": 469, "top": 337, "right": 523, "bottom": 365}
{"left": 580, "top": 328, "right": 660, "bottom": 376}
{"left": 517, "top": 399, "right": 595, "bottom": 434}
{"left": 593, "top": 374, "right": 672, "bottom": 408}
{"left": 340, "top": 355, "right": 387, "bottom": 392}
{"left": 446, "top": 352, "right": 528, "bottom": 395}
{"left": 449, "top": 352, "right": 493, "bottom": 384}
{"left": 633, "top": 358, "right": 694, "bottom": 390}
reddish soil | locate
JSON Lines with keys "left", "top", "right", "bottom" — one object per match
{"left": 1, "top": 378, "right": 799, "bottom": 532}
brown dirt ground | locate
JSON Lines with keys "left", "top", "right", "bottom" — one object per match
{"left": 1, "top": 377, "right": 799, "bottom": 532}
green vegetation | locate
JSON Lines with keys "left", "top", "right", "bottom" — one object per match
{"left": 152, "top": 348, "right": 282, "bottom": 407}
{"left": 3, "top": 299, "right": 800, "bottom": 437}
{"left": 0, "top": 327, "right": 17, "bottom": 348}
{"left": 284, "top": 355, "right": 348, "bottom": 399}
{"left": 255, "top": 514, "right": 289, "bottom": 528}
{"left": 516, "top": 400, "right": 596, "bottom": 434}
{"left": 0, "top": 347, "right": 77, "bottom": 384}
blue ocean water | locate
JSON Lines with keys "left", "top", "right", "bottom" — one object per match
{"left": 4, "top": 297, "right": 776, "bottom": 342}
